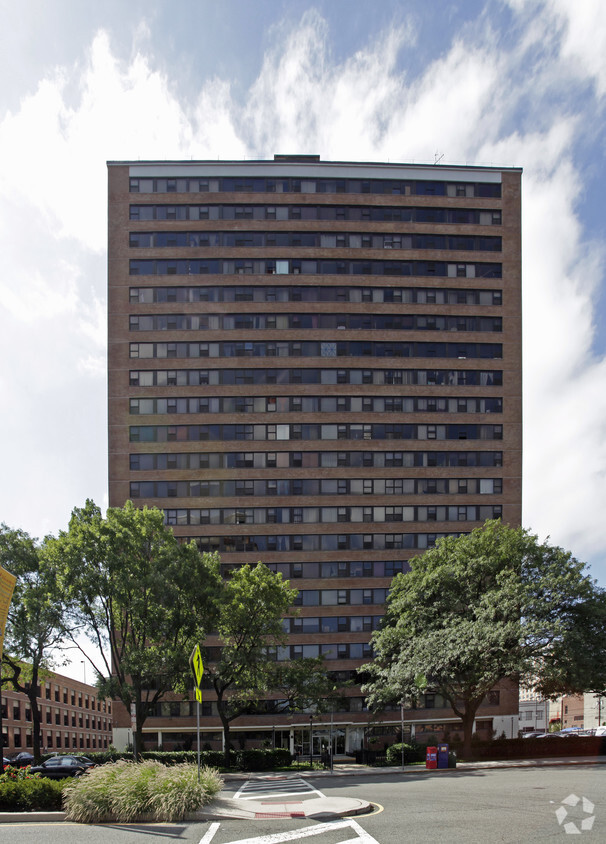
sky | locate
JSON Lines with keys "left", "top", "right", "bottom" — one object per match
{"left": 1, "top": 0, "right": 606, "bottom": 675}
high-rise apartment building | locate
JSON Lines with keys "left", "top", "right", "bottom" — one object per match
{"left": 108, "top": 156, "right": 522, "bottom": 754}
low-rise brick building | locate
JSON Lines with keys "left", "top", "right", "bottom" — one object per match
{"left": 1, "top": 670, "right": 113, "bottom": 755}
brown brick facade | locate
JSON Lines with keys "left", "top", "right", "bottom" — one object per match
{"left": 108, "top": 158, "right": 522, "bottom": 753}
{"left": 1, "top": 671, "right": 113, "bottom": 755}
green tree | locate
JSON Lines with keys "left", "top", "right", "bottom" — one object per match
{"left": 1, "top": 525, "right": 69, "bottom": 761}
{"left": 534, "top": 589, "right": 606, "bottom": 700}
{"left": 269, "top": 657, "right": 344, "bottom": 716}
{"left": 51, "top": 500, "right": 221, "bottom": 755}
{"left": 204, "top": 563, "right": 297, "bottom": 766}
{"left": 362, "top": 520, "right": 598, "bottom": 758}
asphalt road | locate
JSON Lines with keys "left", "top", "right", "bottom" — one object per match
{"left": 2, "top": 765, "right": 604, "bottom": 843}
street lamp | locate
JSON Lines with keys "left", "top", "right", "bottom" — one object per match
{"left": 330, "top": 701, "right": 334, "bottom": 772}
{"left": 309, "top": 715, "right": 313, "bottom": 767}
{"left": 401, "top": 700, "right": 405, "bottom": 769}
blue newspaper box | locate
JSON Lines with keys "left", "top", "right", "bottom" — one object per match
{"left": 437, "top": 743, "right": 449, "bottom": 769}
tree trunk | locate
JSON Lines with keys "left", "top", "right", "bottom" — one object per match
{"left": 460, "top": 704, "right": 480, "bottom": 759}
{"left": 30, "top": 694, "right": 42, "bottom": 762}
{"left": 216, "top": 691, "right": 232, "bottom": 768}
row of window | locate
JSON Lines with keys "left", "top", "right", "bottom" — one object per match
{"left": 149, "top": 475, "right": 503, "bottom": 499}
{"left": 129, "top": 313, "right": 502, "bottom": 333}
{"left": 197, "top": 668, "right": 358, "bottom": 693}
{"left": 129, "top": 341, "right": 503, "bottom": 360}
{"left": 129, "top": 231, "right": 502, "bottom": 252}
{"left": 129, "top": 422, "right": 504, "bottom": 443}
{"left": 2, "top": 705, "right": 109, "bottom": 731}
{"left": 130, "top": 396, "right": 502, "bottom": 416}
{"left": 161, "top": 504, "right": 502, "bottom": 524}
{"left": 12, "top": 685, "right": 110, "bottom": 712}
{"left": 129, "top": 367, "right": 502, "bottom": 388}
{"left": 270, "top": 561, "right": 402, "bottom": 582}
{"left": 193, "top": 533, "right": 458, "bottom": 553}
{"left": 130, "top": 284, "right": 503, "bottom": 306}
{"left": 160, "top": 697, "right": 370, "bottom": 717}
{"left": 129, "top": 176, "right": 501, "bottom": 197}
{"left": 294, "top": 587, "right": 389, "bottom": 605}
{"left": 282, "top": 613, "right": 383, "bottom": 633}
{"left": 129, "top": 259, "right": 502, "bottom": 278}
{"left": 129, "top": 203, "right": 502, "bottom": 224}
{"left": 39, "top": 711, "right": 107, "bottom": 730}
{"left": 130, "top": 450, "right": 503, "bottom": 471}
{"left": 274, "top": 642, "right": 374, "bottom": 661}
{"left": 152, "top": 477, "right": 501, "bottom": 499}
{"left": 3, "top": 729, "right": 110, "bottom": 751}
{"left": 143, "top": 476, "right": 503, "bottom": 498}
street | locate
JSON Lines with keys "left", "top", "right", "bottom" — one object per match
{"left": 1, "top": 766, "right": 604, "bottom": 843}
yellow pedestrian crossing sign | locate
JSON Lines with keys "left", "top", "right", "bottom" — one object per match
{"left": 190, "top": 644, "right": 204, "bottom": 688}
{"left": 195, "top": 687, "right": 203, "bottom": 703}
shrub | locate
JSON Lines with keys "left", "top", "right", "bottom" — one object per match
{"left": 233, "top": 748, "right": 292, "bottom": 771}
{"left": 71, "top": 747, "right": 292, "bottom": 771}
{"left": 385, "top": 742, "right": 425, "bottom": 765}
{"left": 63, "top": 760, "right": 222, "bottom": 823}
{"left": 0, "top": 777, "right": 64, "bottom": 811}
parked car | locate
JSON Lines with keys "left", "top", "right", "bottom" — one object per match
{"left": 8, "top": 752, "right": 35, "bottom": 768}
{"left": 29, "top": 755, "right": 95, "bottom": 779}
{"left": 3, "top": 756, "right": 11, "bottom": 771}
{"left": 595, "top": 726, "right": 606, "bottom": 737}
{"left": 521, "top": 731, "right": 545, "bottom": 739}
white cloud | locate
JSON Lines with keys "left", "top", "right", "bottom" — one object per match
{"left": 0, "top": 5, "right": 605, "bottom": 580}
{"left": 510, "top": 0, "right": 606, "bottom": 97}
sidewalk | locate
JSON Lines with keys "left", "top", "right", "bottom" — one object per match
{"left": 3, "top": 756, "right": 606, "bottom": 823}
{"left": 221, "top": 754, "right": 606, "bottom": 782}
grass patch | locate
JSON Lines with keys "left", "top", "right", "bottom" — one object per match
{"left": 63, "top": 760, "right": 222, "bottom": 823}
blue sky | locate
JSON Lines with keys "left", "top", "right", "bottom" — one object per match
{"left": 1, "top": 0, "right": 605, "bottom": 606}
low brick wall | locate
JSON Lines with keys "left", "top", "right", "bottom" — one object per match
{"left": 470, "top": 736, "right": 606, "bottom": 760}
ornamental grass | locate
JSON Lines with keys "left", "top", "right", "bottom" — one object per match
{"left": 63, "top": 759, "right": 222, "bottom": 823}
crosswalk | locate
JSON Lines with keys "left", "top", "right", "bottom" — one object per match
{"left": 199, "top": 819, "right": 381, "bottom": 844}
{"left": 233, "top": 775, "right": 325, "bottom": 802}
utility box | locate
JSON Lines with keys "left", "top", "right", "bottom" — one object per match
{"left": 426, "top": 746, "right": 437, "bottom": 769}
{"left": 437, "top": 743, "right": 449, "bottom": 769}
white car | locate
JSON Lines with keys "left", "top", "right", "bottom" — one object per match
{"left": 595, "top": 726, "right": 606, "bottom": 736}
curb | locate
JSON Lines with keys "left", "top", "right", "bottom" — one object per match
{"left": 0, "top": 812, "right": 67, "bottom": 823}
{"left": 194, "top": 795, "right": 372, "bottom": 821}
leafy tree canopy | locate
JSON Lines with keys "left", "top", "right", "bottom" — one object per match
{"left": 204, "top": 562, "right": 297, "bottom": 764}
{"left": 1, "top": 524, "right": 69, "bottom": 759}
{"left": 362, "top": 520, "right": 599, "bottom": 756}
{"left": 534, "top": 588, "right": 606, "bottom": 699}
{"left": 49, "top": 500, "right": 221, "bottom": 753}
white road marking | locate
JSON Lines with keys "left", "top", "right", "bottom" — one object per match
{"left": 342, "top": 820, "right": 382, "bottom": 844}
{"left": 232, "top": 781, "right": 250, "bottom": 799}
{"left": 241, "top": 790, "right": 314, "bottom": 801}
{"left": 234, "top": 776, "right": 325, "bottom": 801}
{"left": 215, "top": 817, "right": 381, "bottom": 844}
{"left": 199, "top": 821, "right": 221, "bottom": 843}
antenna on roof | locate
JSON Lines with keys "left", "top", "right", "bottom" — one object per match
{"left": 434, "top": 152, "right": 444, "bottom": 165}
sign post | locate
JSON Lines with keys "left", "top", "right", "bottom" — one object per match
{"left": 189, "top": 645, "right": 204, "bottom": 781}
